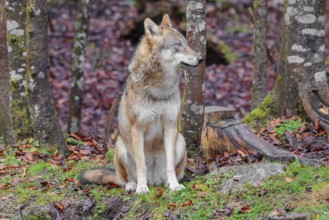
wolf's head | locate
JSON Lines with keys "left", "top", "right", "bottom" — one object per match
{"left": 143, "top": 14, "right": 203, "bottom": 68}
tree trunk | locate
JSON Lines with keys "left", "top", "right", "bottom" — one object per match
{"left": 26, "top": 0, "right": 67, "bottom": 154}
{"left": 243, "top": 0, "right": 329, "bottom": 136}
{"left": 251, "top": 0, "right": 267, "bottom": 109}
{"left": 0, "top": 0, "right": 15, "bottom": 145}
{"left": 67, "top": 0, "right": 90, "bottom": 133}
{"left": 290, "top": 0, "right": 329, "bottom": 137}
{"left": 179, "top": 0, "right": 206, "bottom": 153}
{"left": 5, "top": 0, "right": 33, "bottom": 141}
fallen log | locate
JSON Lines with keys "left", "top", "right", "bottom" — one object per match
{"left": 201, "top": 106, "right": 325, "bottom": 166}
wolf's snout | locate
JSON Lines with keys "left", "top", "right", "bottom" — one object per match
{"left": 197, "top": 55, "right": 204, "bottom": 64}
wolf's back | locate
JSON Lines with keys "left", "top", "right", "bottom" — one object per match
{"left": 79, "top": 168, "right": 117, "bottom": 185}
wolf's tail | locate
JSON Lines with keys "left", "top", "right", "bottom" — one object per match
{"left": 79, "top": 167, "right": 121, "bottom": 185}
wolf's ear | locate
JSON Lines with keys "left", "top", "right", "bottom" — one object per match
{"left": 160, "top": 14, "right": 172, "bottom": 27}
{"left": 144, "top": 18, "right": 161, "bottom": 38}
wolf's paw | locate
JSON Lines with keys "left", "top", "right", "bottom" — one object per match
{"left": 125, "top": 182, "right": 137, "bottom": 192}
{"left": 136, "top": 184, "right": 149, "bottom": 194}
{"left": 169, "top": 183, "right": 185, "bottom": 191}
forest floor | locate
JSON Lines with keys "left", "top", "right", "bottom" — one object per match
{"left": 1, "top": 0, "right": 329, "bottom": 219}
{"left": 0, "top": 131, "right": 329, "bottom": 219}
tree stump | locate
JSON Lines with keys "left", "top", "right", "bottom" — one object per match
{"left": 201, "top": 106, "right": 325, "bottom": 166}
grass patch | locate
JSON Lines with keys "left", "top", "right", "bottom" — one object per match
{"left": 275, "top": 119, "right": 305, "bottom": 138}
{"left": 1, "top": 143, "right": 328, "bottom": 219}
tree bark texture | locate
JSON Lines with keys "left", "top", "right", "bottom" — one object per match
{"left": 0, "top": 0, "right": 15, "bottom": 144}
{"left": 276, "top": 0, "right": 304, "bottom": 115}
{"left": 251, "top": 0, "right": 267, "bottom": 110}
{"left": 26, "top": 0, "right": 67, "bottom": 154}
{"left": 5, "top": 0, "right": 33, "bottom": 141}
{"left": 286, "top": 0, "right": 329, "bottom": 136}
{"left": 179, "top": 0, "right": 206, "bottom": 153}
{"left": 67, "top": 0, "right": 90, "bottom": 133}
{"left": 243, "top": 0, "right": 329, "bottom": 134}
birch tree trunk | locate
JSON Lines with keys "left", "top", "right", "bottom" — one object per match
{"left": 0, "top": 0, "right": 15, "bottom": 145}
{"left": 5, "top": 0, "right": 33, "bottom": 140}
{"left": 179, "top": 0, "right": 206, "bottom": 153}
{"left": 251, "top": 0, "right": 267, "bottom": 109}
{"left": 26, "top": 0, "right": 67, "bottom": 154}
{"left": 67, "top": 0, "right": 90, "bottom": 133}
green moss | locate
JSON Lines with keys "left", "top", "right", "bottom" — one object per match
{"left": 242, "top": 92, "right": 277, "bottom": 129}
{"left": 105, "top": 148, "right": 115, "bottom": 163}
{"left": 7, "top": 19, "right": 33, "bottom": 141}
{"left": 27, "top": 161, "right": 56, "bottom": 176}
{"left": 10, "top": 96, "right": 33, "bottom": 140}
{"left": 253, "top": 0, "right": 261, "bottom": 9}
{"left": 219, "top": 41, "right": 237, "bottom": 63}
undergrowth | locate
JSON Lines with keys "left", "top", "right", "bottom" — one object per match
{"left": 0, "top": 140, "right": 328, "bottom": 219}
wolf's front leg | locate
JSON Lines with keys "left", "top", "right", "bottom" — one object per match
{"left": 131, "top": 125, "right": 149, "bottom": 194}
{"left": 164, "top": 125, "right": 185, "bottom": 191}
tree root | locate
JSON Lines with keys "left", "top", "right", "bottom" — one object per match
{"left": 201, "top": 106, "right": 327, "bottom": 166}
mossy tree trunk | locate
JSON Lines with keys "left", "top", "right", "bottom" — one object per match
{"left": 0, "top": 0, "right": 15, "bottom": 145}
{"left": 26, "top": 0, "right": 67, "bottom": 154}
{"left": 251, "top": 0, "right": 267, "bottom": 109}
{"left": 179, "top": 0, "right": 206, "bottom": 153}
{"left": 67, "top": 0, "right": 90, "bottom": 133}
{"left": 244, "top": 0, "right": 329, "bottom": 136}
{"left": 5, "top": 0, "right": 33, "bottom": 141}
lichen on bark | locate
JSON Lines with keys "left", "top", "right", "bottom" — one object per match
{"left": 251, "top": 0, "right": 267, "bottom": 109}
{"left": 67, "top": 0, "right": 90, "bottom": 133}
{"left": 0, "top": 0, "right": 15, "bottom": 144}
{"left": 5, "top": 0, "right": 33, "bottom": 141}
{"left": 26, "top": 0, "right": 67, "bottom": 154}
{"left": 179, "top": 0, "right": 206, "bottom": 153}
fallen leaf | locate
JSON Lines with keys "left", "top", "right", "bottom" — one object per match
{"left": 0, "top": 184, "right": 11, "bottom": 189}
{"left": 199, "top": 191, "right": 209, "bottom": 198}
{"left": 167, "top": 203, "right": 176, "bottom": 208}
{"left": 284, "top": 178, "right": 294, "bottom": 183}
{"left": 54, "top": 203, "right": 65, "bottom": 212}
{"left": 65, "top": 177, "right": 76, "bottom": 183}
{"left": 79, "top": 149, "right": 91, "bottom": 155}
{"left": 22, "top": 166, "right": 28, "bottom": 177}
{"left": 237, "top": 150, "right": 247, "bottom": 158}
{"left": 318, "top": 106, "right": 329, "bottom": 115}
{"left": 240, "top": 205, "right": 251, "bottom": 213}
{"left": 181, "top": 200, "right": 193, "bottom": 207}
{"left": 156, "top": 187, "right": 164, "bottom": 198}
{"left": 28, "top": 186, "right": 37, "bottom": 190}
{"left": 192, "top": 183, "right": 208, "bottom": 191}
{"left": 70, "top": 133, "right": 84, "bottom": 141}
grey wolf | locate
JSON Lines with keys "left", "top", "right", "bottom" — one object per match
{"left": 80, "top": 14, "right": 203, "bottom": 194}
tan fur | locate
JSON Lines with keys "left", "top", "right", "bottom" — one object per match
{"left": 80, "top": 14, "right": 203, "bottom": 194}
